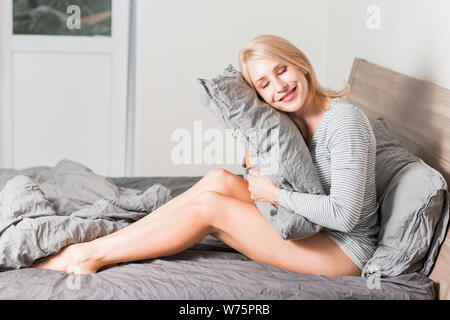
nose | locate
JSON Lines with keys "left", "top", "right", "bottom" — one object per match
{"left": 274, "top": 77, "right": 288, "bottom": 93}
{"left": 272, "top": 78, "right": 288, "bottom": 102}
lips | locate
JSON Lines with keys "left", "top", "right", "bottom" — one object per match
{"left": 280, "top": 86, "right": 297, "bottom": 102}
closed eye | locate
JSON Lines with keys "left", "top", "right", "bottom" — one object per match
{"left": 261, "top": 66, "right": 287, "bottom": 89}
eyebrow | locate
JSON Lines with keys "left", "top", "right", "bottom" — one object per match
{"left": 256, "top": 63, "right": 283, "bottom": 84}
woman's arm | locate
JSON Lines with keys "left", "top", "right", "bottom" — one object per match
{"left": 277, "top": 109, "right": 373, "bottom": 233}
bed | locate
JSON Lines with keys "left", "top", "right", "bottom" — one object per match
{"left": 0, "top": 58, "right": 448, "bottom": 300}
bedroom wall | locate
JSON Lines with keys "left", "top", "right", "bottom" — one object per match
{"left": 0, "top": 14, "right": 5, "bottom": 168}
{"left": 325, "top": 0, "right": 450, "bottom": 92}
{"left": 5, "top": 1, "right": 446, "bottom": 177}
{"left": 135, "top": 0, "right": 330, "bottom": 177}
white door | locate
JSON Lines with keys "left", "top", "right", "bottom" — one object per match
{"left": 0, "top": 0, "right": 130, "bottom": 176}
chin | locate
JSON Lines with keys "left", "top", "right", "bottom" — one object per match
{"left": 280, "top": 102, "right": 303, "bottom": 113}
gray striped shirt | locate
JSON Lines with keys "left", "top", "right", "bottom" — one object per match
{"left": 277, "top": 98, "right": 379, "bottom": 270}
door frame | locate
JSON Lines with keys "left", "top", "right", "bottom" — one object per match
{"left": 0, "top": 0, "right": 130, "bottom": 176}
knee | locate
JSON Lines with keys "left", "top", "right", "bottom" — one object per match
{"left": 205, "top": 168, "right": 236, "bottom": 190}
{"left": 206, "top": 168, "right": 232, "bottom": 181}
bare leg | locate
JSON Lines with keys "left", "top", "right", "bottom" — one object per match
{"left": 202, "top": 192, "right": 361, "bottom": 277}
{"left": 34, "top": 190, "right": 361, "bottom": 277}
{"left": 33, "top": 200, "right": 212, "bottom": 273}
{"left": 33, "top": 169, "right": 250, "bottom": 272}
{"left": 103, "top": 169, "right": 252, "bottom": 235}
{"left": 156, "top": 168, "right": 253, "bottom": 210}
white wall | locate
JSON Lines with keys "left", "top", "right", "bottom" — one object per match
{"left": 134, "top": 0, "right": 450, "bottom": 177}
{"left": 12, "top": 52, "right": 112, "bottom": 173}
{"left": 325, "top": 0, "right": 450, "bottom": 92}
{"left": 3, "top": 1, "right": 448, "bottom": 177}
{"left": 135, "top": 0, "right": 330, "bottom": 177}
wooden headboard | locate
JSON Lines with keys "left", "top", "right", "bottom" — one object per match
{"left": 347, "top": 58, "right": 450, "bottom": 300}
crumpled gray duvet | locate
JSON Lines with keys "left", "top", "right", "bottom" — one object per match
{"left": 0, "top": 159, "right": 173, "bottom": 270}
{"left": 0, "top": 160, "right": 436, "bottom": 299}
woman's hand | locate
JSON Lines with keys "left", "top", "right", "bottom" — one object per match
{"left": 242, "top": 151, "right": 254, "bottom": 168}
{"left": 247, "top": 169, "right": 281, "bottom": 205}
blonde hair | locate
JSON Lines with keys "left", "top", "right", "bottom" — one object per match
{"left": 239, "top": 34, "right": 350, "bottom": 112}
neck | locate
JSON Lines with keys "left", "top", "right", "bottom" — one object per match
{"left": 288, "top": 95, "right": 330, "bottom": 142}
{"left": 291, "top": 95, "right": 328, "bottom": 123}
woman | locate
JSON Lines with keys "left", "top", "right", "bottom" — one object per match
{"left": 34, "top": 35, "right": 379, "bottom": 277}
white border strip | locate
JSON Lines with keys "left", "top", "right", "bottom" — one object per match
{"left": 132, "top": 0, "right": 144, "bottom": 177}
{"left": 109, "top": 0, "right": 130, "bottom": 176}
{"left": 1, "top": 0, "right": 14, "bottom": 168}
{"left": 125, "top": 0, "right": 137, "bottom": 177}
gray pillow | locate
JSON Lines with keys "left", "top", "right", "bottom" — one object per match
{"left": 195, "top": 64, "right": 325, "bottom": 240}
{"left": 362, "top": 117, "right": 450, "bottom": 277}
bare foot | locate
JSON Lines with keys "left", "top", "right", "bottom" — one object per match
{"left": 32, "top": 242, "right": 103, "bottom": 274}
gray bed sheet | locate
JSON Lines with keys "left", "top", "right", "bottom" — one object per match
{"left": 0, "top": 175, "right": 436, "bottom": 299}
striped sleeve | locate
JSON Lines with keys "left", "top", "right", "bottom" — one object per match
{"left": 277, "top": 107, "right": 370, "bottom": 232}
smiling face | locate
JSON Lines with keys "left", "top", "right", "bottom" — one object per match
{"left": 246, "top": 57, "right": 309, "bottom": 113}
